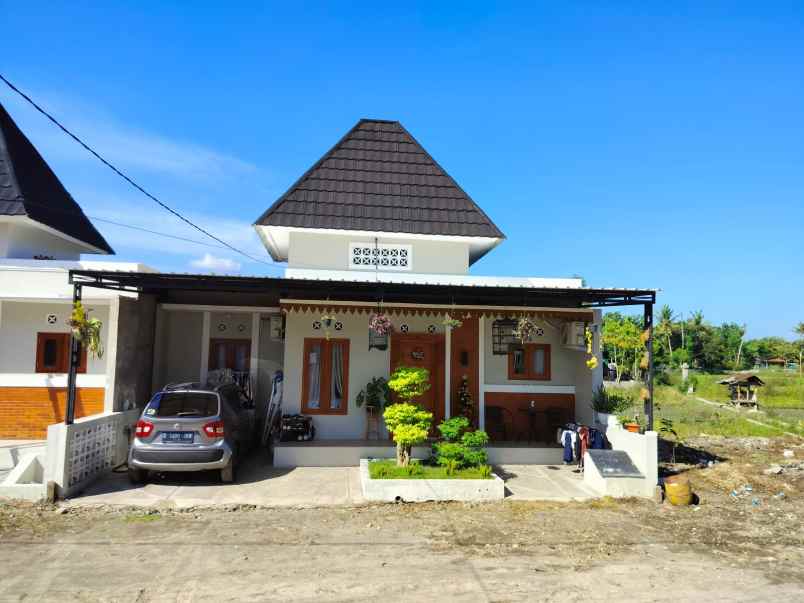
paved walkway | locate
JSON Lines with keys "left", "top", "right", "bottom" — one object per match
{"left": 66, "top": 453, "right": 597, "bottom": 508}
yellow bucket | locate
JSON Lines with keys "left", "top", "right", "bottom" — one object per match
{"left": 664, "top": 474, "right": 693, "bottom": 506}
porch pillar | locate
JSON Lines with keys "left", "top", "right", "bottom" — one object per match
{"left": 250, "top": 312, "right": 260, "bottom": 399}
{"left": 444, "top": 324, "right": 451, "bottom": 420}
{"left": 65, "top": 283, "right": 82, "bottom": 425}
{"left": 199, "top": 311, "right": 211, "bottom": 383}
{"left": 643, "top": 302, "right": 654, "bottom": 431}
{"left": 478, "top": 315, "right": 485, "bottom": 431}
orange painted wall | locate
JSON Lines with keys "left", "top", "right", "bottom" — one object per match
{"left": 0, "top": 387, "right": 105, "bottom": 439}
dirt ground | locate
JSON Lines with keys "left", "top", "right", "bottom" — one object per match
{"left": 1, "top": 437, "right": 803, "bottom": 602}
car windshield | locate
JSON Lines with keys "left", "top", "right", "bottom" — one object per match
{"left": 146, "top": 392, "right": 218, "bottom": 418}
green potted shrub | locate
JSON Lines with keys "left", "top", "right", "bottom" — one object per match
{"left": 591, "top": 385, "right": 633, "bottom": 427}
{"left": 355, "top": 377, "right": 391, "bottom": 410}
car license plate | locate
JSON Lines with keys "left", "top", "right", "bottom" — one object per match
{"left": 162, "top": 431, "right": 194, "bottom": 443}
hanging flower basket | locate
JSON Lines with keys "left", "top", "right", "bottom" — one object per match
{"left": 369, "top": 313, "right": 393, "bottom": 336}
{"left": 320, "top": 314, "right": 335, "bottom": 340}
{"left": 513, "top": 317, "right": 537, "bottom": 343}
{"left": 67, "top": 301, "right": 104, "bottom": 359}
{"left": 442, "top": 314, "right": 463, "bottom": 329}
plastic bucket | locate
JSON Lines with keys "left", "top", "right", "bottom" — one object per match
{"left": 664, "top": 474, "right": 693, "bottom": 506}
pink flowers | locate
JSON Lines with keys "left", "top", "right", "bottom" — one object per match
{"left": 369, "top": 313, "right": 394, "bottom": 336}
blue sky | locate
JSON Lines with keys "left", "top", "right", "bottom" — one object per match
{"left": 1, "top": 2, "right": 802, "bottom": 338}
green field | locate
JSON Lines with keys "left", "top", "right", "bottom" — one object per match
{"left": 615, "top": 369, "right": 804, "bottom": 440}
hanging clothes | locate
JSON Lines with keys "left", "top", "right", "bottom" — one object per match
{"left": 577, "top": 426, "right": 590, "bottom": 470}
{"left": 562, "top": 430, "right": 574, "bottom": 463}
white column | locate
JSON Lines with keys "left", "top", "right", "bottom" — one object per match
{"left": 478, "top": 315, "right": 486, "bottom": 431}
{"left": 200, "top": 311, "right": 211, "bottom": 383}
{"left": 250, "top": 312, "right": 260, "bottom": 398}
{"left": 103, "top": 296, "right": 121, "bottom": 413}
{"left": 444, "top": 325, "right": 451, "bottom": 420}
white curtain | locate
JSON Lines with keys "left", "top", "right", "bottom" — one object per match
{"left": 331, "top": 343, "right": 344, "bottom": 409}
{"left": 307, "top": 344, "right": 321, "bottom": 409}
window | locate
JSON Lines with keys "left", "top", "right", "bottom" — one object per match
{"left": 507, "top": 344, "right": 551, "bottom": 380}
{"left": 35, "top": 333, "right": 87, "bottom": 373}
{"left": 492, "top": 319, "right": 518, "bottom": 355}
{"left": 147, "top": 392, "right": 218, "bottom": 418}
{"left": 302, "top": 338, "right": 350, "bottom": 414}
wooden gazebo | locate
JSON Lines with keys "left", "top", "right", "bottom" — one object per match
{"left": 717, "top": 373, "right": 765, "bottom": 408}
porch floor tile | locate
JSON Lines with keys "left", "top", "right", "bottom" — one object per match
{"left": 497, "top": 464, "right": 598, "bottom": 501}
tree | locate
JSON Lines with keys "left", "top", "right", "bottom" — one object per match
{"left": 794, "top": 322, "right": 804, "bottom": 375}
{"left": 655, "top": 305, "right": 675, "bottom": 358}
{"left": 384, "top": 366, "right": 433, "bottom": 466}
{"left": 602, "top": 313, "right": 644, "bottom": 382}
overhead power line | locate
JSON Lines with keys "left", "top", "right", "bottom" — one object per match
{"left": 0, "top": 72, "right": 274, "bottom": 266}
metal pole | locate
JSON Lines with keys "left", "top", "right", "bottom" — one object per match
{"left": 65, "top": 283, "right": 82, "bottom": 425}
{"left": 644, "top": 302, "right": 654, "bottom": 431}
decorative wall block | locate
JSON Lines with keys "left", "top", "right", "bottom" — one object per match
{"left": 66, "top": 420, "right": 117, "bottom": 489}
{"left": 349, "top": 243, "right": 412, "bottom": 272}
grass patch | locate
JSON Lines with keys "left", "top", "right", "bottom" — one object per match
{"left": 368, "top": 459, "right": 493, "bottom": 480}
{"left": 124, "top": 512, "right": 161, "bottom": 523}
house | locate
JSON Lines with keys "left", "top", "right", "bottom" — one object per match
{"left": 0, "top": 101, "right": 155, "bottom": 439}
{"left": 0, "top": 110, "right": 657, "bottom": 497}
{"left": 62, "top": 118, "right": 656, "bottom": 472}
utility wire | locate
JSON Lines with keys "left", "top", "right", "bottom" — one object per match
{"left": 0, "top": 73, "right": 274, "bottom": 266}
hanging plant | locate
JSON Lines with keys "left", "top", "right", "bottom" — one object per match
{"left": 584, "top": 326, "right": 597, "bottom": 370}
{"left": 321, "top": 314, "right": 335, "bottom": 340}
{"left": 513, "top": 316, "right": 537, "bottom": 343}
{"left": 442, "top": 314, "right": 463, "bottom": 329}
{"left": 67, "top": 301, "right": 104, "bottom": 359}
{"left": 369, "top": 313, "right": 393, "bottom": 336}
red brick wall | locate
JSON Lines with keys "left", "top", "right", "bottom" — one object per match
{"left": 0, "top": 387, "right": 105, "bottom": 439}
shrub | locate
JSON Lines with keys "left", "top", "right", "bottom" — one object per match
{"left": 437, "top": 416, "right": 469, "bottom": 442}
{"left": 478, "top": 465, "right": 493, "bottom": 479}
{"left": 387, "top": 366, "right": 431, "bottom": 403}
{"left": 355, "top": 377, "right": 392, "bottom": 409}
{"left": 433, "top": 419, "right": 489, "bottom": 469}
{"left": 591, "top": 385, "right": 634, "bottom": 414}
{"left": 383, "top": 403, "right": 433, "bottom": 466}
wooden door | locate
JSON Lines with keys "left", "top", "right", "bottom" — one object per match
{"left": 209, "top": 339, "right": 251, "bottom": 372}
{"left": 390, "top": 333, "right": 445, "bottom": 426}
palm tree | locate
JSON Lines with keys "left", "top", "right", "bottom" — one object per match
{"left": 795, "top": 322, "right": 804, "bottom": 376}
{"left": 655, "top": 305, "right": 675, "bottom": 357}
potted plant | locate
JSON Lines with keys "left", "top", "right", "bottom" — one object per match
{"left": 513, "top": 316, "right": 537, "bottom": 343}
{"left": 618, "top": 414, "right": 641, "bottom": 433}
{"left": 590, "top": 385, "right": 632, "bottom": 427}
{"left": 442, "top": 314, "right": 463, "bottom": 329}
{"left": 320, "top": 314, "right": 335, "bottom": 340}
{"left": 356, "top": 377, "right": 392, "bottom": 410}
{"left": 369, "top": 313, "right": 393, "bottom": 336}
{"left": 67, "top": 301, "right": 104, "bottom": 358}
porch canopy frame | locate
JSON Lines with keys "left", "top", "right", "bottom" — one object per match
{"left": 63, "top": 269, "right": 657, "bottom": 428}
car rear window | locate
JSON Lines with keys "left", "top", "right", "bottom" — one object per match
{"left": 146, "top": 392, "right": 218, "bottom": 418}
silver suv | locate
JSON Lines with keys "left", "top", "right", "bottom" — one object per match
{"left": 128, "top": 382, "right": 254, "bottom": 484}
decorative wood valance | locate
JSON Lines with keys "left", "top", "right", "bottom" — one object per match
{"left": 280, "top": 302, "right": 593, "bottom": 323}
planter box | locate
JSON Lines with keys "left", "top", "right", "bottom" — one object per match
{"left": 359, "top": 459, "right": 505, "bottom": 502}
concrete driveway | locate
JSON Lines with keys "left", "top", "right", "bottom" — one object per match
{"left": 66, "top": 450, "right": 596, "bottom": 508}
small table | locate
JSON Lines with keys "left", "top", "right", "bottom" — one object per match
{"left": 518, "top": 407, "right": 548, "bottom": 443}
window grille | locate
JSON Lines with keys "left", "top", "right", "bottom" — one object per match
{"left": 349, "top": 243, "right": 412, "bottom": 271}
{"left": 491, "top": 319, "right": 518, "bottom": 355}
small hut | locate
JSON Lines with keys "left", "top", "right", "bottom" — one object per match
{"left": 717, "top": 373, "right": 764, "bottom": 408}
{"left": 766, "top": 357, "right": 787, "bottom": 369}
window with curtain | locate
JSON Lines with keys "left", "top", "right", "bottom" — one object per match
{"left": 507, "top": 344, "right": 551, "bottom": 380}
{"left": 302, "top": 338, "right": 350, "bottom": 414}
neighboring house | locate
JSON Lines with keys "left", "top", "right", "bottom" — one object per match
{"left": 66, "top": 118, "right": 656, "bottom": 468}
{"left": 0, "top": 102, "right": 154, "bottom": 439}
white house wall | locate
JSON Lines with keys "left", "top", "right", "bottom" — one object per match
{"left": 0, "top": 219, "right": 85, "bottom": 260}
{"left": 287, "top": 230, "right": 470, "bottom": 275}
{"left": 0, "top": 301, "right": 108, "bottom": 375}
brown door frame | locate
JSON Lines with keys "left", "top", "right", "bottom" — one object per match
{"left": 208, "top": 338, "right": 251, "bottom": 372}
{"left": 389, "top": 332, "right": 445, "bottom": 426}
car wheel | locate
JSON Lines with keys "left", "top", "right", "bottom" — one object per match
{"left": 128, "top": 467, "right": 147, "bottom": 484}
{"left": 220, "top": 461, "right": 235, "bottom": 483}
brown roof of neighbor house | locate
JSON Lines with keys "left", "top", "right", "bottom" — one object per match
{"left": 254, "top": 119, "right": 505, "bottom": 239}
{"left": 0, "top": 102, "right": 113, "bottom": 254}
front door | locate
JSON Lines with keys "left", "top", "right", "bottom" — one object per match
{"left": 390, "top": 333, "right": 445, "bottom": 426}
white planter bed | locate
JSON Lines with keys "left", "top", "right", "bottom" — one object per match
{"left": 359, "top": 459, "right": 505, "bottom": 502}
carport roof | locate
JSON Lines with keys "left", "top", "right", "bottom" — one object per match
{"left": 68, "top": 269, "right": 656, "bottom": 309}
